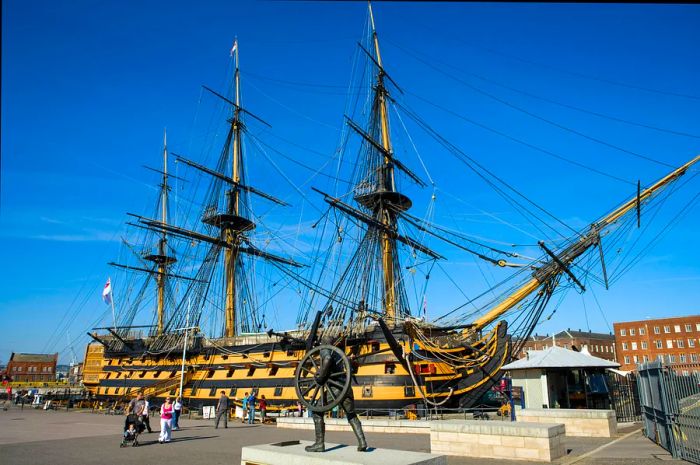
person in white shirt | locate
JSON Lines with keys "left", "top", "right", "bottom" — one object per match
{"left": 172, "top": 397, "right": 182, "bottom": 430}
{"left": 142, "top": 396, "right": 153, "bottom": 433}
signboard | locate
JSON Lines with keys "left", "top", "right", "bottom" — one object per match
{"left": 202, "top": 405, "right": 215, "bottom": 419}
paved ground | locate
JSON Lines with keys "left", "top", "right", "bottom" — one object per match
{"left": 0, "top": 404, "right": 685, "bottom": 465}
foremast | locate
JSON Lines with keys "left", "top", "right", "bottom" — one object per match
{"left": 311, "top": 3, "right": 438, "bottom": 333}
{"left": 470, "top": 154, "right": 700, "bottom": 332}
{"left": 355, "top": 3, "right": 412, "bottom": 323}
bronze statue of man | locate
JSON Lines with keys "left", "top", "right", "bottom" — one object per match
{"left": 305, "top": 345, "right": 367, "bottom": 453}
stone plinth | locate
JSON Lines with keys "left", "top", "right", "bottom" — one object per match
{"left": 518, "top": 409, "right": 616, "bottom": 437}
{"left": 241, "top": 441, "right": 446, "bottom": 465}
{"left": 276, "top": 417, "right": 431, "bottom": 434}
{"left": 430, "top": 420, "right": 566, "bottom": 462}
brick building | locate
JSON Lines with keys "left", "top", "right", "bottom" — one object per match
{"left": 515, "top": 329, "right": 616, "bottom": 361}
{"left": 614, "top": 315, "right": 700, "bottom": 372}
{"left": 6, "top": 353, "right": 58, "bottom": 382}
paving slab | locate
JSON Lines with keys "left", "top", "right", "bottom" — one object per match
{"left": 0, "top": 406, "right": 685, "bottom": 465}
{"left": 241, "top": 440, "right": 447, "bottom": 465}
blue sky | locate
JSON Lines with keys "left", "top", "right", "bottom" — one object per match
{"left": 1, "top": 1, "right": 699, "bottom": 363}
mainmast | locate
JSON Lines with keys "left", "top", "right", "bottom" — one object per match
{"left": 143, "top": 130, "right": 177, "bottom": 336}
{"left": 127, "top": 40, "right": 300, "bottom": 339}
{"left": 221, "top": 39, "right": 253, "bottom": 338}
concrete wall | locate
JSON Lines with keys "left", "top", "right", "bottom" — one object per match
{"left": 430, "top": 420, "right": 566, "bottom": 462}
{"left": 518, "top": 408, "right": 617, "bottom": 437}
{"left": 276, "top": 417, "right": 430, "bottom": 434}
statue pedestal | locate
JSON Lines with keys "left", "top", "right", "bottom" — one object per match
{"left": 241, "top": 441, "right": 446, "bottom": 465}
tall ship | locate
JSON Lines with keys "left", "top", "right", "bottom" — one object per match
{"left": 83, "top": 4, "right": 699, "bottom": 411}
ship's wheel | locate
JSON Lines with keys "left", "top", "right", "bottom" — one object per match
{"left": 294, "top": 345, "right": 352, "bottom": 413}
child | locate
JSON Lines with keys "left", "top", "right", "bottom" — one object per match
{"left": 259, "top": 395, "right": 267, "bottom": 423}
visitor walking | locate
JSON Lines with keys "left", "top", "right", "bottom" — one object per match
{"left": 159, "top": 397, "right": 174, "bottom": 443}
{"left": 259, "top": 395, "right": 267, "bottom": 423}
{"left": 247, "top": 391, "right": 256, "bottom": 424}
{"left": 126, "top": 392, "right": 145, "bottom": 416}
{"left": 172, "top": 397, "right": 182, "bottom": 430}
{"left": 142, "top": 396, "right": 153, "bottom": 433}
{"left": 215, "top": 390, "right": 229, "bottom": 429}
{"left": 241, "top": 392, "right": 249, "bottom": 423}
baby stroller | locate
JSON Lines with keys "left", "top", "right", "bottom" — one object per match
{"left": 121, "top": 413, "right": 145, "bottom": 447}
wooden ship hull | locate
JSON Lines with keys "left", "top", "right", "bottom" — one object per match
{"left": 83, "top": 321, "right": 510, "bottom": 410}
{"left": 81, "top": 2, "right": 699, "bottom": 415}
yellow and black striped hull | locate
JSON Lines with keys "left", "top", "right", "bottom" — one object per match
{"left": 83, "top": 322, "right": 510, "bottom": 410}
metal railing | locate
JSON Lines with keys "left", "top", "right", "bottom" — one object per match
{"left": 607, "top": 371, "right": 642, "bottom": 422}
{"left": 354, "top": 406, "right": 508, "bottom": 421}
{"left": 638, "top": 361, "right": 700, "bottom": 463}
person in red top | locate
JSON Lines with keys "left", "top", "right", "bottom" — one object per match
{"left": 259, "top": 395, "right": 267, "bottom": 423}
{"left": 3, "top": 385, "right": 11, "bottom": 411}
{"left": 159, "top": 397, "right": 174, "bottom": 443}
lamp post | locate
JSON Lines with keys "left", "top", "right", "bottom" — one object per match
{"left": 174, "top": 300, "right": 197, "bottom": 399}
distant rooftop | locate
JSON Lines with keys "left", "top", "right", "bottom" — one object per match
{"left": 515, "top": 328, "right": 614, "bottom": 342}
{"left": 554, "top": 329, "right": 614, "bottom": 340}
{"left": 9, "top": 353, "right": 58, "bottom": 363}
{"left": 613, "top": 315, "right": 700, "bottom": 325}
{"left": 503, "top": 346, "right": 620, "bottom": 370}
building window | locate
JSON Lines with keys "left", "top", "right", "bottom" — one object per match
{"left": 696, "top": 324, "right": 700, "bottom": 331}
{"left": 643, "top": 355, "right": 649, "bottom": 362}
{"left": 669, "top": 355, "right": 677, "bottom": 363}
{"left": 692, "top": 354, "right": 699, "bottom": 363}
{"left": 665, "top": 326, "right": 671, "bottom": 333}
{"left": 658, "top": 354, "right": 665, "bottom": 361}
{"left": 640, "top": 327, "right": 646, "bottom": 335}
{"left": 624, "top": 356, "right": 630, "bottom": 364}
{"left": 686, "top": 324, "right": 693, "bottom": 332}
{"left": 632, "top": 342, "right": 638, "bottom": 350}
{"left": 641, "top": 341, "right": 648, "bottom": 349}
{"left": 667, "top": 340, "right": 674, "bottom": 349}
{"left": 622, "top": 343, "right": 628, "bottom": 350}
{"left": 689, "top": 339, "right": 696, "bottom": 348}
{"left": 630, "top": 328, "right": 636, "bottom": 336}
{"left": 633, "top": 355, "right": 638, "bottom": 363}
{"left": 654, "top": 326, "right": 661, "bottom": 334}
{"left": 675, "top": 325, "right": 682, "bottom": 333}
{"left": 620, "top": 329, "right": 627, "bottom": 336}
{"left": 680, "top": 354, "right": 687, "bottom": 363}
{"left": 678, "top": 340, "right": 685, "bottom": 348}
{"left": 655, "top": 340, "right": 663, "bottom": 349}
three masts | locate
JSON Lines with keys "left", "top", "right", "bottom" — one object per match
{"left": 85, "top": 3, "right": 699, "bottom": 410}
